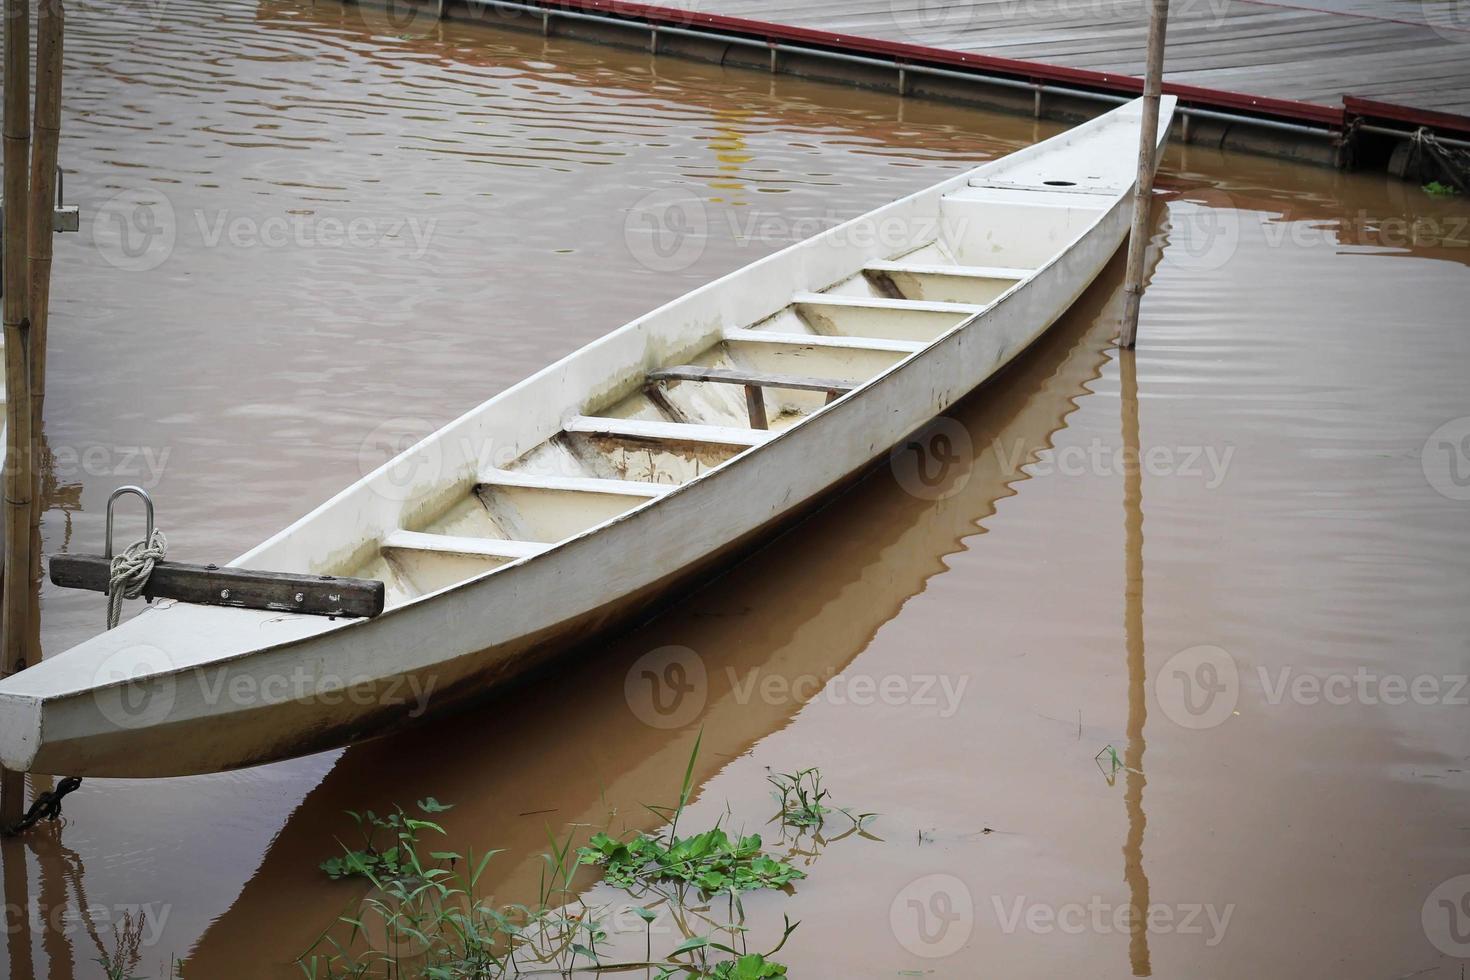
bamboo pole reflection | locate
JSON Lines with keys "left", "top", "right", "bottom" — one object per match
{"left": 1120, "top": 347, "right": 1152, "bottom": 976}
{"left": 3, "top": 838, "right": 36, "bottom": 979}
{"left": 36, "top": 823, "right": 74, "bottom": 980}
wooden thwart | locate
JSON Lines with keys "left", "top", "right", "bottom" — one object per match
{"left": 722, "top": 328, "right": 924, "bottom": 355}
{"left": 383, "top": 530, "right": 548, "bottom": 562}
{"left": 478, "top": 468, "right": 672, "bottom": 498}
{"left": 49, "top": 556, "right": 386, "bottom": 618}
{"left": 565, "top": 415, "right": 772, "bottom": 447}
{"left": 649, "top": 364, "right": 855, "bottom": 395}
{"left": 647, "top": 364, "right": 854, "bottom": 430}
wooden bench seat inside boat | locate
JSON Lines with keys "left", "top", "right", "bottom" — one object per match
{"left": 344, "top": 199, "right": 1117, "bottom": 607}
{"left": 340, "top": 247, "right": 1001, "bottom": 605}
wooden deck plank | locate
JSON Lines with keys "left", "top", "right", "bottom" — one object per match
{"left": 679, "top": 0, "right": 1470, "bottom": 128}
{"left": 1158, "top": 43, "right": 1470, "bottom": 81}
{"left": 1013, "top": 24, "right": 1430, "bottom": 71}
{"left": 1080, "top": 39, "right": 1446, "bottom": 80}
{"left": 946, "top": 9, "right": 1346, "bottom": 51}
{"left": 951, "top": 10, "right": 1353, "bottom": 57}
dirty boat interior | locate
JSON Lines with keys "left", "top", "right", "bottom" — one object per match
{"left": 340, "top": 177, "right": 1112, "bottom": 608}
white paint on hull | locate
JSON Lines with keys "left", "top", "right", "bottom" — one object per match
{"left": 0, "top": 97, "right": 1175, "bottom": 777}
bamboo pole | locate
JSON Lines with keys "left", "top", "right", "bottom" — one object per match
{"left": 1118, "top": 0, "right": 1170, "bottom": 350}
{"left": 28, "top": 0, "right": 61, "bottom": 408}
{"left": 26, "top": 0, "right": 63, "bottom": 669}
{"left": 1, "top": 0, "right": 35, "bottom": 830}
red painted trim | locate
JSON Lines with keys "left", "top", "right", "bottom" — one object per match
{"left": 536, "top": 0, "right": 1347, "bottom": 126}
{"left": 1344, "top": 97, "right": 1470, "bottom": 136}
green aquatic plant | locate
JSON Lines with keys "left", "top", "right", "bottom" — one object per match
{"left": 1423, "top": 181, "right": 1460, "bottom": 197}
{"left": 301, "top": 840, "right": 525, "bottom": 979}
{"left": 768, "top": 767, "right": 875, "bottom": 832}
{"left": 579, "top": 732, "right": 804, "bottom": 897}
{"left": 302, "top": 815, "right": 798, "bottom": 980}
{"left": 303, "top": 737, "right": 893, "bottom": 977}
{"left": 658, "top": 915, "right": 799, "bottom": 979}
{"left": 767, "top": 768, "right": 831, "bottom": 827}
{"left": 578, "top": 827, "right": 805, "bottom": 895}
{"left": 319, "top": 798, "right": 453, "bottom": 882}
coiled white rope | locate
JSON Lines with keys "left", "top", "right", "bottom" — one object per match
{"left": 106, "top": 529, "right": 167, "bottom": 629}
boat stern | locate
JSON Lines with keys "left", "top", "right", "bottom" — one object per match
{"left": 0, "top": 691, "right": 42, "bottom": 773}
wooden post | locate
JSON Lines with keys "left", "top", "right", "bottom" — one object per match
{"left": 2, "top": 0, "right": 35, "bottom": 830}
{"left": 26, "top": 0, "right": 63, "bottom": 671}
{"left": 1118, "top": 0, "right": 1170, "bottom": 350}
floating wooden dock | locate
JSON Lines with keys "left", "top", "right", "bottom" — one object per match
{"left": 670, "top": 0, "right": 1470, "bottom": 126}
{"left": 452, "top": 0, "right": 1470, "bottom": 170}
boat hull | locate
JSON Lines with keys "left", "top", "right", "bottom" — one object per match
{"left": 0, "top": 98, "right": 1174, "bottom": 776}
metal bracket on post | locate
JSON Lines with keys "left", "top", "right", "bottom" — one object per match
{"left": 104, "top": 485, "right": 154, "bottom": 560}
{"left": 53, "top": 166, "right": 78, "bottom": 232}
{"left": 0, "top": 167, "right": 77, "bottom": 239}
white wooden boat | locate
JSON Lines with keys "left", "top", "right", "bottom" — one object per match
{"left": 0, "top": 97, "right": 1175, "bottom": 777}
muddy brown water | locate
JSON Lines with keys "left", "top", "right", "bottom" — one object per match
{"left": 1, "top": 0, "right": 1469, "bottom": 976}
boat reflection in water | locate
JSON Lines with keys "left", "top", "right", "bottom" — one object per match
{"left": 181, "top": 253, "right": 1140, "bottom": 976}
